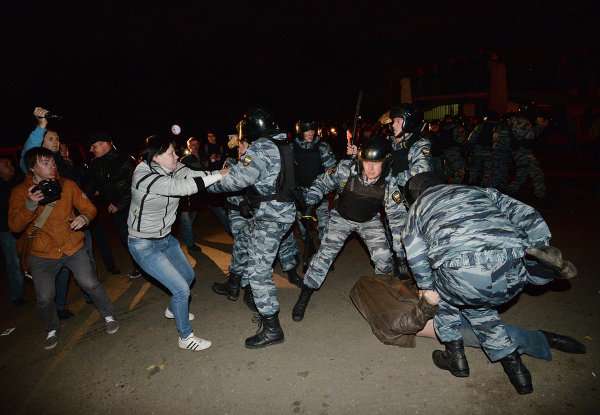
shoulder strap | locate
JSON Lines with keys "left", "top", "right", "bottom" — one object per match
{"left": 32, "top": 202, "right": 56, "bottom": 230}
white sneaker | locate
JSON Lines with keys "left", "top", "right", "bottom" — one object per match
{"left": 44, "top": 330, "right": 58, "bottom": 350}
{"left": 178, "top": 333, "right": 211, "bottom": 351}
{"left": 164, "top": 308, "right": 195, "bottom": 321}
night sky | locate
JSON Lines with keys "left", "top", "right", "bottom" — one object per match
{"left": 2, "top": 1, "right": 598, "bottom": 148}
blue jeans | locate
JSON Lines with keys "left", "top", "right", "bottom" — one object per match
{"left": 128, "top": 234, "right": 195, "bottom": 338}
{"left": 0, "top": 231, "right": 24, "bottom": 303}
{"left": 178, "top": 211, "right": 198, "bottom": 248}
{"left": 460, "top": 316, "right": 552, "bottom": 361}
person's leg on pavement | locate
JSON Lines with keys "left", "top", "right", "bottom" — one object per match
{"left": 302, "top": 210, "right": 354, "bottom": 289}
{"left": 54, "top": 267, "right": 73, "bottom": 319}
{"left": 64, "top": 249, "right": 115, "bottom": 321}
{"left": 163, "top": 234, "right": 196, "bottom": 316}
{"left": 277, "top": 228, "right": 300, "bottom": 286}
{"left": 28, "top": 255, "right": 64, "bottom": 340}
{"left": 0, "top": 231, "right": 25, "bottom": 304}
{"left": 357, "top": 215, "right": 394, "bottom": 275}
{"left": 214, "top": 210, "right": 248, "bottom": 300}
{"left": 244, "top": 220, "right": 291, "bottom": 348}
{"left": 292, "top": 211, "right": 354, "bottom": 322}
{"left": 129, "top": 236, "right": 207, "bottom": 350}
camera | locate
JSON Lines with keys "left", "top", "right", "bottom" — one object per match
{"left": 32, "top": 179, "right": 62, "bottom": 205}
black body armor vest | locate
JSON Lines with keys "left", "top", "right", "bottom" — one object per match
{"left": 391, "top": 148, "right": 410, "bottom": 176}
{"left": 335, "top": 174, "right": 385, "bottom": 222}
{"left": 293, "top": 141, "right": 324, "bottom": 188}
{"left": 246, "top": 139, "right": 296, "bottom": 206}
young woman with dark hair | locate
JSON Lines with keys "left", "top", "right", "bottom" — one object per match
{"left": 127, "top": 135, "right": 228, "bottom": 351}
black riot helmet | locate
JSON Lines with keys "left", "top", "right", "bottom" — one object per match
{"left": 358, "top": 135, "right": 392, "bottom": 178}
{"left": 237, "top": 107, "right": 280, "bottom": 143}
{"left": 296, "top": 120, "right": 316, "bottom": 134}
{"left": 404, "top": 172, "right": 444, "bottom": 207}
{"left": 389, "top": 104, "right": 424, "bottom": 134}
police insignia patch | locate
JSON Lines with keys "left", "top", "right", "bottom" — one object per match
{"left": 242, "top": 155, "right": 252, "bottom": 166}
{"left": 392, "top": 191, "right": 402, "bottom": 204}
{"left": 422, "top": 148, "right": 431, "bottom": 156}
{"left": 326, "top": 167, "right": 336, "bottom": 175}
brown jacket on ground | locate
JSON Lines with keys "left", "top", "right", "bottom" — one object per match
{"left": 9, "top": 175, "right": 97, "bottom": 259}
{"left": 350, "top": 276, "right": 438, "bottom": 347}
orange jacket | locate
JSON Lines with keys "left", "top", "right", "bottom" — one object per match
{"left": 9, "top": 175, "right": 97, "bottom": 259}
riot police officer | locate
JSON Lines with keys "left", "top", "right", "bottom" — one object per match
{"left": 379, "top": 104, "right": 433, "bottom": 277}
{"left": 294, "top": 120, "right": 337, "bottom": 236}
{"left": 402, "top": 172, "right": 571, "bottom": 394}
{"left": 292, "top": 136, "right": 394, "bottom": 321}
{"left": 293, "top": 120, "right": 337, "bottom": 271}
{"left": 505, "top": 109, "right": 547, "bottom": 200}
{"left": 211, "top": 137, "right": 300, "bottom": 303}
{"left": 209, "top": 107, "right": 296, "bottom": 349}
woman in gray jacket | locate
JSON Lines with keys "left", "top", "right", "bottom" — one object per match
{"left": 128, "top": 135, "right": 227, "bottom": 351}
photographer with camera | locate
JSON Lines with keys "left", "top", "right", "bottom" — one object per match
{"left": 20, "top": 106, "right": 79, "bottom": 319}
{"left": 9, "top": 147, "right": 118, "bottom": 350}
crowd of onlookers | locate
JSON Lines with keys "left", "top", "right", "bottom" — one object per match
{"left": 0, "top": 109, "right": 232, "bottom": 310}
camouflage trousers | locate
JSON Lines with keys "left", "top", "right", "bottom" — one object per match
{"left": 303, "top": 209, "right": 393, "bottom": 289}
{"left": 228, "top": 210, "right": 251, "bottom": 284}
{"left": 385, "top": 201, "right": 408, "bottom": 261}
{"left": 468, "top": 146, "right": 493, "bottom": 187}
{"left": 228, "top": 211, "right": 297, "bottom": 288}
{"left": 246, "top": 219, "right": 294, "bottom": 316}
{"left": 296, "top": 197, "right": 330, "bottom": 240}
{"left": 433, "top": 254, "right": 552, "bottom": 361}
{"left": 507, "top": 148, "right": 546, "bottom": 198}
{"left": 277, "top": 226, "right": 299, "bottom": 273}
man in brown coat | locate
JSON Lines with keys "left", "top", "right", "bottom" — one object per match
{"left": 9, "top": 147, "right": 118, "bottom": 350}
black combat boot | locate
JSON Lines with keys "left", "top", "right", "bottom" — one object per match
{"left": 500, "top": 351, "right": 533, "bottom": 395}
{"left": 292, "top": 285, "right": 315, "bottom": 322}
{"left": 432, "top": 339, "right": 470, "bottom": 377}
{"left": 243, "top": 287, "right": 258, "bottom": 313}
{"left": 286, "top": 267, "right": 302, "bottom": 288}
{"left": 245, "top": 312, "right": 284, "bottom": 349}
{"left": 211, "top": 273, "right": 241, "bottom": 301}
{"left": 541, "top": 331, "right": 586, "bottom": 354}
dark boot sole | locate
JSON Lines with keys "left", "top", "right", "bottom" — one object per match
{"left": 449, "top": 369, "right": 470, "bottom": 378}
{"left": 514, "top": 385, "right": 534, "bottom": 395}
{"left": 244, "top": 339, "right": 285, "bottom": 349}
